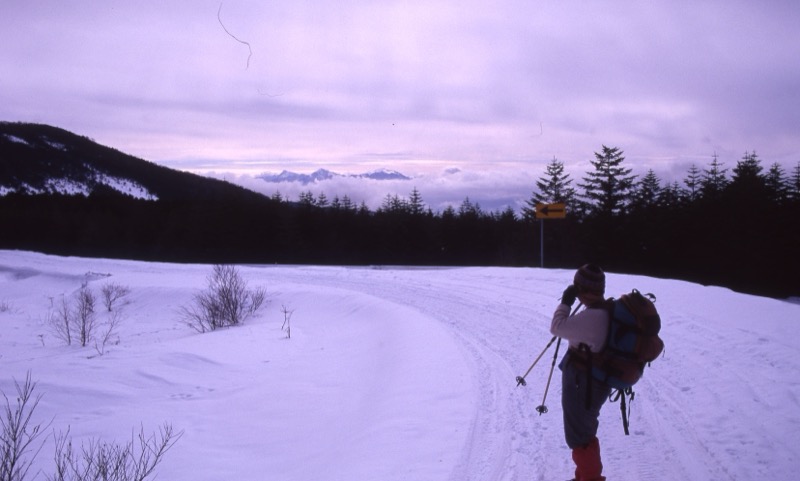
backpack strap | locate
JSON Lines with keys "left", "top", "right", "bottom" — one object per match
{"left": 609, "top": 387, "right": 635, "bottom": 435}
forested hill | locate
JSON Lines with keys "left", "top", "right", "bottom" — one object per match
{"left": 0, "top": 121, "right": 266, "bottom": 202}
{"left": 1, "top": 122, "right": 799, "bottom": 299}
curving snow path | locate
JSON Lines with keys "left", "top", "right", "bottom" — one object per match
{"left": 1, "top": 251, "right": 799, "bottom": 480}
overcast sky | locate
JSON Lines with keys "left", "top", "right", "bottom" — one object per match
{"left": 2, "top": 1, "right": 798, "bottom": 211}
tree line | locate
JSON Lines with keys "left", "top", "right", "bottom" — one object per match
{"left": 520, "top": 146, "right": 800, "bottom": 298}
{"left": 1, "top": 146, "right": 798, "bottom": 298}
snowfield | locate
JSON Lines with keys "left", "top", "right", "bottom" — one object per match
{"left": 1, "top": 250, "right": 798, "bottom": 480}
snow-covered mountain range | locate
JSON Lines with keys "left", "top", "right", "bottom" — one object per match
{"left": 257, "top": 168, "right": 410, "bottom": 185}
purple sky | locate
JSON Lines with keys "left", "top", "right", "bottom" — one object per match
{"left": 2, "top": 1, "right": 798, "bottom": 211}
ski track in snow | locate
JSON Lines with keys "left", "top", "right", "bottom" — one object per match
{"left": 2, "top": 253, "right": 799, "bottom": 480}
{"left": 263, "top": 266, "right": 800, "bottom": 481}
{"left": 264, "top": 267, "right": 584, "bottom": 480}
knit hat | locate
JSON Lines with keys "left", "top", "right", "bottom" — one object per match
{"left": 574, "top": 264, "right": 605, "bottom": 295}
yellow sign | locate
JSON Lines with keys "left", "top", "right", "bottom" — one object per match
{"left": 535, "top": 203, "right": 566, "bottom": 219}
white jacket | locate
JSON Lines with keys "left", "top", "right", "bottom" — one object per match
{"left": 550, "top": 303, "right": 609, "bottom": 352}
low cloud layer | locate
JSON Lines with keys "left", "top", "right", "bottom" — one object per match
{"left": 210, "top": 167, "right": 540, "bottom": 214}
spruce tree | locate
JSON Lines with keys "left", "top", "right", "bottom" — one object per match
{"left": 631, "top": 169, "right": 662, "bottom": 211}
{"left": 577, "top": 145, "right": 636, "bottom": 218}
{"left": 658, "top": 181, "right": 686, "bottom": 209}
{"left": 683, "top": 164, "right": 702, "bottom": 202}
{"left": 342, "top": 195, "right": 355, "bottom": 211}
{"left": 458, "top": 197, "right": 482, "bottom": 218}
{"left": 790, "top": 162, "right": 800, "bottom": 203}
{"left": 700, "top": 153, "right": 729, "bottom": 200}
{"left": 764, "top": 162, "right": 790, "bottom": 205}
{"left": 731, "top": 151, "right": 764, "bottom": 185}
{"left": 409, "top": 187, "right": 426, "bottom": 216}
{"left": 523, "top": 157, "right": 576, "bottom": 221}
{"left": 729, "top": 151, "right": 767, "bottom": 200}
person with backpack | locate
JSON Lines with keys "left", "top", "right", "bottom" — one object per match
{"left": 550, "top": 263, "right": 611, "bottom": 481}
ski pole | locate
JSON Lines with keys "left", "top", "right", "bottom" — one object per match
{"left": 534, "top": 302, "right": 581, "bottom": 414}
{"left": 536, "top": 336, "right": 561, "bottom": 414}
{"left": 516, "top": 335, "right": 557, "bottom": 387}
{"left": 515, "top": 302, "right": 582, "bottom": 387}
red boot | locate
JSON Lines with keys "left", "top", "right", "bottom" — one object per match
{"left": 571, "top": 437, "right": 606, "bottom": 481}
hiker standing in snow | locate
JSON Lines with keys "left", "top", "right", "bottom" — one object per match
{"left": 551, "top": 264, "right": 611, "bottom": 481}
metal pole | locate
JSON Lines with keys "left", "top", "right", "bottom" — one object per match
{"left": 515, "top": 303, "right": 582, "bottom": 388}
{"left": 540, "top": 219, "right": 544, "bottom": 268}
{"left": 516, "top": 335, "right": 557, "bottom": 387}
{"left": 536, "top": 336, "right": 562, "bottom": 415}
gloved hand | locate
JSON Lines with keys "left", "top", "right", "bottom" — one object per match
{"left": 561, "top": 284, "right": 578, "bottom": 307}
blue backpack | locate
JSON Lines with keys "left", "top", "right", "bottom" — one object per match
{"left": 590, "top": 289, "right": 664, "bottom": 390}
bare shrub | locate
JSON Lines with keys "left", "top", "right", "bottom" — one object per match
{"left": 0, "top": 300, "right": 13, "bottom": 314}
{"left": 2, "top": 374, "right": 181, "bottom": 481}
{"left": 182, "top": 265, "right": 266, "bottom": 333}
{"left": 248, "top": 287, "right": 266, "bottom": 315}
{"left": 93, "top": 310, "right": 123, "bottom": 357}
{"left": 281, "top": 305, "right": 294, "bottom": 339}
{"left": 100, "top": 283, "right": 131, "bottom": 312}
{"left": 1, "top": 372, "right": 46, "bottom": 481}
{"left": 49, "top": 424, "right": 182, "bottom": 481}
{"left": 73, "top": 287, "right": 97, "bottom": 348}
{"left": 48, "top": 296, "right": 74, "bottom": 346}
{"left": 47, "top": 287, "right": 126, "bottom": 352}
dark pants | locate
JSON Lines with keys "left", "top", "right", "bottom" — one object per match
{"left": 560, "top": 352, "right": 611, "bottom": 449}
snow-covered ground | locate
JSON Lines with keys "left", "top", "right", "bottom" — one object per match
{"left": 1, "top": 250, "right": 798, "bottom": 480}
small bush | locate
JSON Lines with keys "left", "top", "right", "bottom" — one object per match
{"left": 100, "top": 283, "right": 131, "bottom": 312}
{"left": 46, "top": 286, "right": 127, "bottom": 352}
{"left": 1, "top": 373, "right": 46, "bottom": 481}
{"left": 182, "top": 265, "right": 266, "bottom": 333}
{"left": 48, "top": 295, "right": 74, "bottom": 346}
{"left": 0, "top": 300, "right": 13, "bottom": 313}
{"left": 1, "top": 373, "right": 181, "bottom": 481}
{"left": 49, "top": 424, "right": 182, "bottom": 481}
{"left": 73, "top": 287, "right": 97, "bottom": 348}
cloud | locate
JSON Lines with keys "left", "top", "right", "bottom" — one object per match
{"left": 207, "top": 167, "right": 542, "bottom": 214}
{"left": 1, "top": 0, "right": 798, "bottom": 191}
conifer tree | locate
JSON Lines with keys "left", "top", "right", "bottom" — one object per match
{"left": 658, "top": 181, "right": 686, "bottom": 209}
{"left": 298, "top": 191, "right": 316, "bottom": 206}
{"left": 409, "top": 187, "right": 426, "bottom": 216}
{"left": 522, "top": 157, "right": 576, "bottom": 221}
{"left": 458, "top": 197, "right": 482, "bottom": 218}
{"left": 731, "top": 151, "right": 764, "bottom": 185}
{"left": 683, "top": 164, "right": 702, "bottom": 202}
{"left": 729, "top": 151, "right": 767, "bottom": 200}
{"left": 631, "top": 169, "right": 662, "bottom": 211}
{"left": 577, "top": 145, "right": 636, "bottom": 217}
{"left": 700, "top": 153, "right": 729, "bottom": 200}
{"left": 380, "top": 194, "right": 407, "bottom": 213}
{"left": 790, "top": 162, "right": 800, "bottom": 203}
{"left": 341, "top": 195, "right": 355, "bottom": 211}
{"left": 765, "top": 162, "right": 790, "bottom": 204}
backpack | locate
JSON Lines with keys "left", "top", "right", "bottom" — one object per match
{"left": 580, "top": 289, "right": 664, "bottom": 435}
{"left": 589, "top": 289, "right": 665, "bottom": 390}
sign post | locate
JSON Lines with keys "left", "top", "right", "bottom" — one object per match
{"left": 535, "top": 203, "right": 566, "bottom": 267}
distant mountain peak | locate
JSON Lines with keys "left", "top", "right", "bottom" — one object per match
{"left": 257, "top": 168, "right": 410, "bottom": 185}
